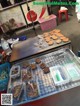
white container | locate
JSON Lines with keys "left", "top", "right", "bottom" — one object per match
{"left": 64, "top": 63, "right": 80, "bottom": 82}
{"left": 10, "top": 65, "right": 21, "bottom": 79}
{"left": 50, "top": 65, "right": 70, "bottom": 86}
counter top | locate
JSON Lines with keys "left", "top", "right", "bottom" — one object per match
{"left": 10, "top": 36, "right": 71, "bottom": 62}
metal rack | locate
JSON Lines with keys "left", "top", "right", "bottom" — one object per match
{"left": 8, "top": 48, "right": 80, "bottom": 105}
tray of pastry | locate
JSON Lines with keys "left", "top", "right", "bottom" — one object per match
{"left": 36, "top": 30, "right": 70, "bottom": 48}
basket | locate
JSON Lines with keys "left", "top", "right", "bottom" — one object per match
{"left": 0, "top": 62, "right": 10, "bottom": 91}
{"left": 38, "top": 14, "right": 57, "bottom": 31}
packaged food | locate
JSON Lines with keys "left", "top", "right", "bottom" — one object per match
{"left": 50, "top": 65, "right": 70, "bottom": 86}
{"left": 26, "top": 80, "right": 39, "bottom": 99}
{"left": 12, "top": 83, "right": 23, "bottom": 101}
{"left": 10, "top": 65, "right": 20, "bottom": 79}
{"left": 22, "top": 68, "right": 32, "bottom": 82}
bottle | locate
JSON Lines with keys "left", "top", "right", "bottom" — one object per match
{"left": 1, "top": 38, "right": 12, "bottom": 55}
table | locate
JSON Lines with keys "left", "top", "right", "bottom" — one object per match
{"left": 10, "top": 36, "right": 71, "bottom": 62}
{"left": 21, "top": 86, "right": 80, "bottom": 106}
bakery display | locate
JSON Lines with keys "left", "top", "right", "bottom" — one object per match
{"left": 43, "top": 67, "right": 50, "bottom": 74}
{"left": 35, "top": 58, "right": 41, "bottom": 64}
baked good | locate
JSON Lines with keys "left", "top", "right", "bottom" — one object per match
{"left": 60, "top": 36, "right": 66, "bottom": 40}
{"left": 56, "top": 33, "right": 64, "bottom": 37}
{"left": 48, "top": 40, "right": 54, "bottom": 46}
{"left": 56, "top": 39, "right": 62, "bottom": 44}
{"left": 43, "top": 32, "right": 49, "bottom": 37}
{"left": 45, "top": 37, "right": 51, "bottom": 42}
{"left": 30, "top": 64, "right": 37, "bottom": 70}
{"left": 43, "top": 67, "right": 50, "bottom": 74}
{"left": 49, "top": 31, "right": 54, "bottom": 35}
{"left": 51, "top": 35, "right": 58, "bottom": 40}
{"left": 53, "top": 29, "right": 61, "bottom": 33}
{"left": 40, "top": 63, "right": 46, "bottom": 69}
{"left": 62, "top": 38, "right": 69, "bottom": 42}
{"left": 43, "top": 34, "right": 49, "bottom": 38}
{"left": 44, "top": 36, "right": 51, "bottom": 40}
{"left": 35, "top": 58, "right": 41, "bottom": 64}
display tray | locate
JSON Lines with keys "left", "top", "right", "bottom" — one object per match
{"left": 8, "top": 49, "right": 80, "bottom": 105}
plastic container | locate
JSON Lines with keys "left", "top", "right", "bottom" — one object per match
{"left": 50, "top": 65, "right": 70, "bottom": 86}
{"left": 64, "top": 63, "right": 80, "bottom": 82}
{"left": 25, "top": 80, "right": 40, "bottom": 100}
{"left": 11, "top": 82, "right": 25, "bottom": 103}
{"left": 38, "top": 14, "right": 57, "bottom": 31}
{"left": 0, "top": 62, "right": 10, "bottom": 91}
{"left": 21, "top": 68, "right": 32, "bottom": 82}
{"left": 19, "top": 35, "right": 27, "bottom": 41}
{"left": 10, "top": 65, "right": 21, "bottom": 79}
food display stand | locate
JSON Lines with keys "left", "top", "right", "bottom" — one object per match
{"left": 8, "top": 48, "right": 80, "bottom": 106}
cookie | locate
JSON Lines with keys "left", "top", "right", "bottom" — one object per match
{"left": 30, "top": 64, "right": 37, "bottom": 70}
{"left": 45, "top": 37, "right": 51, "bottom": 42}
{"left": 44, "top": 34, "right": 49, "bottom": 38}
{"left": 62, "top": 38, "right": 69, "bottom": 42}
{"left": 35, "top": 58, "right": 41, "bottom": 64}
{"left": 56, "top": 39, "right": 62, "bottom": 44}
{"left": 57, "top": 33, "right": 64, "bottom": 37}
{"left": 48, "top": 40, "right": 54, "bottom": 46}
{"left": 53, "top": 29, "right": 61, "bottom": 33}
{"left": 60, "top": 36, "right": 66, "bottom": 40}
{"left": 49, "top": 31, "right": 54, "bottom": 35}
{"left": 51, "top": 35, "right": 58, "bottom": 40}
{"left": 43, "top": 67, "right": 50, "bottom": 74}
{"left": 40, "top": 63, "right": 46, "bottom": 69}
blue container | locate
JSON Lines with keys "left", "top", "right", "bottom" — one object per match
{"left": 19, "top": 35, "right": 27, "bottom": 41}
{"left": 0, "top": 62, "right": 10, "bottom": 91}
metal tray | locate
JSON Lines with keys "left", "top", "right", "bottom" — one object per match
{"left": 7, "top": 48, "right": 80, "bottom": 106}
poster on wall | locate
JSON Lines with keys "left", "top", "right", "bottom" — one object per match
{"left": 22, "top": 0, "right": 49, "bottom": 24}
